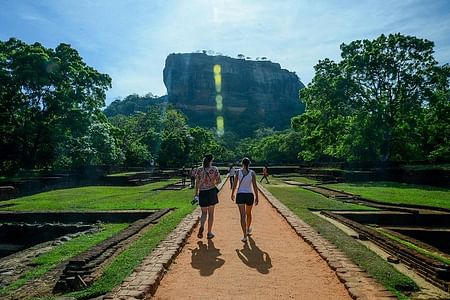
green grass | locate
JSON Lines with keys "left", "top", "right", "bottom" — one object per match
{"left": 278, "top": 176, "right": 318, "bottom": 185}
{"left": 0, "top": 223, "right": 128, "bottom": 297}
{"left": 325, "top": 181, "right": 450, "bottom": 210}
{"left": 377, "top": 229, "right": 450, "bottom": 265}
{"left": 402, "top": 164, "right": 450, "bottom": 171}
{"left": 259, "top": 175, "right": 319, "bottom": 186}
{"left": 106, "top": 171, "right": 149, "bottom": 177}
{"left": 0, "top": 180, "right": 196, "bottom": 299}
{"left": 2, "top": 179, "right": 192, "bottom": 211}
{"left": 263, "top": 177, "right": 418, "bottom": 299}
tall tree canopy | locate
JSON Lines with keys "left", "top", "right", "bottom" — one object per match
{"left": 293, "top": 33, "right": 450, "bottom": 162}
{"left": 0, "top": 38, "right": 115, "bottom": 170}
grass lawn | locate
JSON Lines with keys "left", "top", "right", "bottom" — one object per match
{"left": 324, "top": 182, "right": 450, "bottom": 210}
{"left": 106, "top": 171, "right": 150, "bottom": 177}
{"left": 260, "top": 177, "right": 418, "bottom": 299}
{"left": 0, "top": 180, "right": 195, "bottom": 299}
{"left": 276, "top": 175, "right": 318, "bottom": 185}
{"left": 2, "top": 179, "right": 192, "bottom": 211}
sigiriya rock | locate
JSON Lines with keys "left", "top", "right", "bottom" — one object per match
{"left": 163, "top": 53, "right": 305, "bottom": 137}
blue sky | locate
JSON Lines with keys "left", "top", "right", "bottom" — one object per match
{"left": 1, "top": 0, "right": 450, "bottom": 105}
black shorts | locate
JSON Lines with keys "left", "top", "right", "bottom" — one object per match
{"left": 236, "top": 193, "right": 254, "bottom": 206}
{"left": 199, "top": 188, "right": 219, "bottom": 207}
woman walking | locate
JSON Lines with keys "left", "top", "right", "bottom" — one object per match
{"left": 231, "top": 157, "right": 259, "bottom": 242}
{"left": 194, "top": 154, "right": 221, "bottom": 239}
{"left": 260, "top": 165, "right": 270, "bottom": 184}
{"left": 228, "top": 164, "right": 236, "bottom": 189}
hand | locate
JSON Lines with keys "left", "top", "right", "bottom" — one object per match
{"left": 255, "top": 197, "right": 259, "bottom": 206}
{"left": 231, "top": 194, "right": 235, "bottom": 202}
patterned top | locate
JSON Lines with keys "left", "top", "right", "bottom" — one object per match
{"left": 196, "top": 166, "right": 220, "bottom": 191}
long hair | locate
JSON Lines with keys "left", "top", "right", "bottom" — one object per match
{"left": 202, "top": 154, "right": 213, "bottom": 168}
{"left": 242, "top": 157, "right": 250, "bottom": 172}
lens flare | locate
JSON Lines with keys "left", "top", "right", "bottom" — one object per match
{"left": 216, "top": 116, "right": 224, "bottom": 136}
{"left": 213, "top": 64, "right": 221, "bottom": 74}
{"left": 214, "top": 75, "right": 222, "bottom": 93}
{"left": 213, "top": 64, "right": 225, "bottom": 136}
{"left": 215, "top": 95, "right": 223, "bottom": 111}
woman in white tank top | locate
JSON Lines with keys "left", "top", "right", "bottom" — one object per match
{"left": 231, "top": 157, "right": 259, "bottom": 242}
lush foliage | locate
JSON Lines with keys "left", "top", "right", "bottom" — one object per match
{"left": 3, "top": 34, "right": 449, "bottom": 172}
{"left": 103, "top": 93, "right": 166, "bottom": 117}
{"left": 0, "top": 38, "right": 122, "bottom": 171}
{"left": 235, "top": 129, "right": 303, "bottom": 163}
{"left": 293, "top": 33, "right": 450, "bottom": 162}
{"left": 109, "top": 105, "right": 234, "bottom": 167}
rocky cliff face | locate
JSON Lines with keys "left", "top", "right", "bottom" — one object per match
{"left": 163, "top": 53, "right": 304, "bottom": 137}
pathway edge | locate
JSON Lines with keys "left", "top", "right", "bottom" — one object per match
{"left": 257, "top": 183, "right": 396, "bottom": 300}
{"left": 103, "top": 180, "right": 226, "bottom": 300}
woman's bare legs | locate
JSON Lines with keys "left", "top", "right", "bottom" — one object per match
{"left": 207, "top": 205, "right": 215, "bottom": 235}
{"left": 246, "top": 205, "right": 253, "bottom": 232}
{"left": 238, "top": 204, "right": 247, "bottom": 237}
{"left": 198, "top": 207, "right": 208, "bottom": 238}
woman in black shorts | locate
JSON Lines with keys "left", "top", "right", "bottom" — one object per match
{"left": 194, "top": 154, "right": 221, "bottom": 239}
{"left": 231, "top": 157, "right": 259, "bottom": 242}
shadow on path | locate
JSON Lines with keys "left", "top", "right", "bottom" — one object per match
{"left": 191, "top": 240, "right": 225, "bottom": 276}
{"left": 236, "top": 237, "right": 272, "bottom": 274}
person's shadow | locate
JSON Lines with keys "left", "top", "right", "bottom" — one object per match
{"left": 236, "top": 237, "right": 272, "bottom": 274}
{"left": 191, "top": 239, "right": 225, "bottom": 276}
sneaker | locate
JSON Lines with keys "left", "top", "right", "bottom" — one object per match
{"left": 241, "top": 236, "right": 247, "bottom": 243}
{"left": 207, "top": 232, "right": 215, "bottom": 239}
{"left": 197, "top": 227, "right": 204, "bottom": 239}
{"left": 246, "top": 228, "right": 252, "bottom": 236}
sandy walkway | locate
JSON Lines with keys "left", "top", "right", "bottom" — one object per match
{"left": 153, "top": 184, "right": 351, "bottom": 299}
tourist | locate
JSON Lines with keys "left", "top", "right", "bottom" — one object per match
{"left": 231, "top": 157, "right": 259, "bottom": 243}
{"left": 189, "top": 166, "right": 196, "bottom": 188}
{"left": 181, "top": 166, "right": 187, "bottom": 186}
{"left": 194, "top": 154, "right": 221, "bottom": 239}
{"left": 228, "top": 164, "right": 236, "bottom": 189}
{"left": 260, "top": 165, "right": 270, "bottom": 184}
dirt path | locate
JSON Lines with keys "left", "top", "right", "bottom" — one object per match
{"left": 153, "top": 185, "right": 351, "bottom": 299}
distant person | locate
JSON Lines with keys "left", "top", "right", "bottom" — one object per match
{"left": 260, "top": 165, "right": 270, "bottom": 184}
{"left": 194, "top": 154, "right": 221, "bottom": 239}
{"left": 231, "top": 157, "right": 259, "bottom": 243}
{"left": 228, "top": 164, "right": 236, "bottom": 189}
{"left": 181, "top": 166, "right": 187, "bottom": 186}
{"left": 189, "top": 167, "right": 197, "bottom": 188}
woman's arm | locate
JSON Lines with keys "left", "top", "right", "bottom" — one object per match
{"left": 231, "top": 174, "right": 239, "bottom": 201}
{"left": 215, "top": 168, "right": 221, "bottom": 185}
{"left": 194, "top": 174, "right": 200, "bottom": 196}
{"left": 252, "top": 171, "right": 259, "bottom": 205}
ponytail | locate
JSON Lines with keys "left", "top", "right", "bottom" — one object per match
{"left": 202, "top": 154, "right": 213, "bottom": 168}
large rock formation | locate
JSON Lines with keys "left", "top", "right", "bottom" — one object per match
{"left": 163, "top": 53, "right": 305, "bottom": 137}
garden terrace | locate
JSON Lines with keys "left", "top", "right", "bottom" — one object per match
{"left": 54, "top": 209, "right": 170, "bottom": 292}
{"left": 322, "top": 210, "right": 450, "bottom": 292}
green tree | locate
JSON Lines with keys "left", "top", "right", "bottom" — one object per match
{"left": 294, "top": 33, "right": 449, "bottom": 162}
{"left": 0, "top": 38, "right": 111, "bottom": 170}
{"left": 422, "top": 65, "right": 450, "bottom": 161}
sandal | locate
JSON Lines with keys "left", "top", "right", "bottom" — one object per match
{"left": 197, "top": 227, "right": 204, "bottom": 239}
